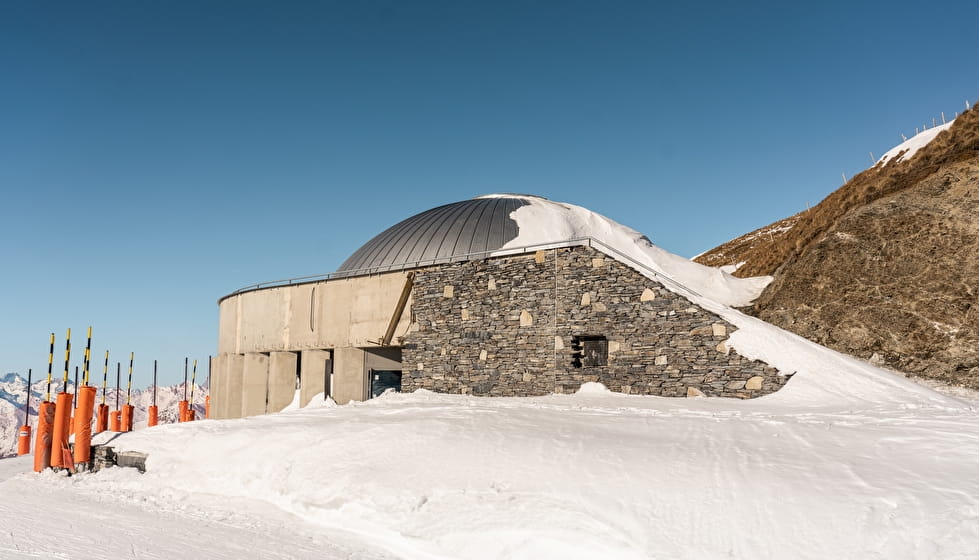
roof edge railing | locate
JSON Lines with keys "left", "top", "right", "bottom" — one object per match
{"left": 218, "top": 237, "right": 700, "bottom": 303}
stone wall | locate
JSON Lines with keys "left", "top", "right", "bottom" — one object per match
{"left": 402, "top": 246, "right": 788, "bottom": 398}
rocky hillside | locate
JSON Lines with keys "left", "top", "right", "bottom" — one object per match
{"left": 696, "top": 104, "right": 979, "bottom": 389}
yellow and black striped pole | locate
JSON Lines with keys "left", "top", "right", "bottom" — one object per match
{"left": 127, "top": 352, "right": 134, "bottom": 406}
{"left": 62, "top": 328, "right": 71, "bottom": 393}
{"left": 101, "top": 350, "right": 109, "bottom": 405}
{"left": 82, "top": 326, "right": 92, "bottom": 386}
{"left": 45, "top": 333, "right": 54, "bottom": 402}
{"left": 120, "top": 354, "right": 135, "bottom": 432}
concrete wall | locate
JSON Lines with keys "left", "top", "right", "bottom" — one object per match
{"left": 217, "top": 271, "right": 415, "bottom": 356}
{"left": 268, "top": 352, "right": 297, "bottom": 413}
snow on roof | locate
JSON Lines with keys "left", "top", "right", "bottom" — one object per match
{"left": 877, "top": 120, "right": 954, "bottom": 165}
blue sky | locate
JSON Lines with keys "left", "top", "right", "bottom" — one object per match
{"left": 1, "top": 1, "right": 976, "bottom": 386}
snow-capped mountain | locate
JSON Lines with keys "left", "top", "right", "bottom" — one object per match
{"left": 0, "top": 373, "right": 208, "bottom": 458}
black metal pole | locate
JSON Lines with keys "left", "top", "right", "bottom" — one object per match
{"left": 183, "top": 357, "right": 188, "bottom": 401}
{"left": 22, "top": 369, "right": 32, "bottom": 426}
{"left": 153, "top": 360, "right": 158, "bottom": 407}
{"left": 126, "top": 353, "right": 133, "bottom": 405}
{"left": 115, "top": 363, "right": 120, "bottom": 411}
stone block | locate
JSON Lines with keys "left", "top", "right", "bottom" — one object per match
{"left": 745, "top": 376, "right": 764, "bottom": 390}
{"left": 519, "top": 310, "right": 533, "bottom": 326}
{"left": 640, "top": 288, "right": 656, "bottom": 302}
{"left": 712, "top": 323, "right": 727, "bottom": 337}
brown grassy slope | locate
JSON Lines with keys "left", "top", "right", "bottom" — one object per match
{"left": 695, "top": 105, "right": 979, "bottom": 278}
{"left": 751, "top": 157, "right": 979, "bottom": 388}
{"left": 695, "top": 214, "right": 800, "bottom": 269}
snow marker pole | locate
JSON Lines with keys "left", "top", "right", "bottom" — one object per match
{"left": 45, "top": 333, "right": 54, "bottom": 402}
{"left": 34, "top": 335, "right": 57, "bottom": 471}
{"left": 205, "top": 356, "right": 211, "bottom": 419}
{"left": 69, "top": 366, "right": 78, "bottom": 434}
{"left": 62, "top": 328, "right": 71, "bottom": 393}
{"left": 97, "top": 350, "right": 109, "bottom": 432}
{"left": 148, "top": 360, "right": 158, "bottom": 427}
{"left": 187, "top": 359, "right": 198, "bottom": 421}
{"left": 120, "top": 352, "right": 134, "bottom": 432}
{"left": 17, "top": 369, "right": 32, "bottom": 456}
{"left": 50, "top": 329, "right": 73, "bottom": 468}
{"left": 110, "top": 363, "right": 121, "bottom": 432}
{"left": 83, "top": 326, "right": 92, "bottom": 385}
{"left": 179, "top": 357, "right": 189, "bottom": 422}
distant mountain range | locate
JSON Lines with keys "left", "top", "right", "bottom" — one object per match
{"left": 696, "top": 103, "right": 979, "bottom": 389}
{"left": 0, "top": 372, "right": 209, "bottom": 458}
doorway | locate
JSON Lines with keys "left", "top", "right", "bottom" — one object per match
{"left": 370, "top": 370, "right": 402, "bottom": 398}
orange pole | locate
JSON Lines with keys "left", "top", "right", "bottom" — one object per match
{"left": 178, "top": 400, "right": 189, "bottom": 423}
{"left": 49, "top": 392, "right": 73, "bottom": 468}
{"left": 110, "top": 410, "right": 121, "bottom": 432}
{"left": 33, "top": 401, "right": 56, "bottom": 472}
{"left": 120, "top": 404, "right": 134, "bottom": 433}
{"left": 97, "top": 404, "right": 109, "bottom": 433}
{"left": 148, "top": 405, "right": 158, "bottom": 427}
{"left": 187, "top": 409, "right": 196, "bottom": 421}
{"left": 17, "top": 368, "right": 33, "bottom": 456}
{"left": 17, "top": 425, "right": 32, "bottom": 456}
{"left": 73, "top": 386, "right": 96, "bottom": 466}
{"left": 205, "top": 395, "right": 210, "bottom": 419}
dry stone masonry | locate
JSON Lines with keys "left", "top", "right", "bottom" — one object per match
{"left": 403, "top": 245, "right": 788, "bottom": 398}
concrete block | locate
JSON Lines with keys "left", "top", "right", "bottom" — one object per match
{"left": 242, "top": 353, "right": 269, "bottom": 417}
{"left": 300, "top": 349, "right": 332, "bottom": 407}
{"left": 268, "top": 352, "right": 298, "bottom": 413}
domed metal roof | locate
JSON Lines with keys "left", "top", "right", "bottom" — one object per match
{"left": 337, "top": 195, "right": 539, "bottom": 275}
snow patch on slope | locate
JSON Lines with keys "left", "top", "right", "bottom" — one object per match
{"left": 877, "top": 120, "right": 954, "bottom": 165}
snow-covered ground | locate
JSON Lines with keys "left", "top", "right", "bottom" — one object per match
{"left": 1, "top": 379, "right": 977, "bottom": 559}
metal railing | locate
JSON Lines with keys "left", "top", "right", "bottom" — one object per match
{"left": 219, "top": 237, "right": 700, "bottom": 302}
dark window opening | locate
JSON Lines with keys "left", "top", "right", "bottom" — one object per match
{"left": 571, "top": 335, "right": 608, "bottom": 368}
